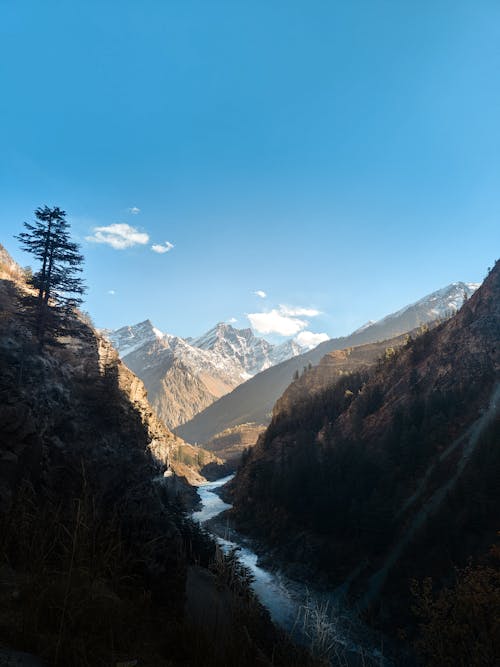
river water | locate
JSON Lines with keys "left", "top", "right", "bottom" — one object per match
{"left": 192, "top": 475, "right": 394, "bottom": 666}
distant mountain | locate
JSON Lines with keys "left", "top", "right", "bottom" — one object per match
{"left": 176, "top": 281, "right": 480, "bottom": 446}
{"left": 351, "top": 281, "right": 480, "bottom": 344}
{"left": 107, "top": 321, "right": 306, "bottom": 429}
{"left": 191, "top": 322, "right": 304, "bottom": 377}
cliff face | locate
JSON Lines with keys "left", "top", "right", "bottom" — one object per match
{"left": 206, "top": 422, "right": 267, "bottom": 468}
{"left": 231, "top": 262, "right": 499, "bottom": 622}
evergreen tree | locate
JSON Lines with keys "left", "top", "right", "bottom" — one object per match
{"left": 16, "top": 206, "right": 85, "bottom": 348}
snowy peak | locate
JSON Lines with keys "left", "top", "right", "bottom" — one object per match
{"left": 192, "top": 322, "right": 258, "bottom": 351}
{"left": 379, "top": 282, "right": 480, "bottom": 325}
{"left": 106, "top": 318, "right": 306, "bottom": 429}
{"left": 352, "top": 320, "right": 377, "bottom": 335}
{"left": 343, "top": 281, "right": 481, "bottom": 348}
{"left": 191, "top": 322, "right": 277, "bottom": 376}
{"left": 416, "top": 281, "right": 480, "bottom": 316}
{"left": 271, "top": 338, "right": 305, "bottom": 364}
{"left": 108, "top": 319, "right": 166, "bottom": 358}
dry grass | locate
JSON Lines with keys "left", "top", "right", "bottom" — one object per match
{"left": 0, "top": 479, "right": 175, "bottom": 666}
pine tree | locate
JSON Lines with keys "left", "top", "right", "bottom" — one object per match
{"left": 16, "top": 206, "right": 85, "bottom": 349}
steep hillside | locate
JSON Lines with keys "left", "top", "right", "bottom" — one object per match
{"left": 0, "top": 252, "right": 315, "bottom": 667}
{"left": 230, "top": 263, "right": 499, "bottom": 629}
{"left": 109, "top": 321, "right": 306, "bottom": 429}
{"left": 177, "top": 281, "right": 479, "bottom": 446}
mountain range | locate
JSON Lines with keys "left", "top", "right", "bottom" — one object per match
{"left": 107, "top": 320, "right": 306, "bottom": 429}
{"left": 176, "top": 281, "right": 480, "bottom": 448}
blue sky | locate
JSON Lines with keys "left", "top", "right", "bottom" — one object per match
{"left": 1, "top": 1, "right": 499, "bottom": 342}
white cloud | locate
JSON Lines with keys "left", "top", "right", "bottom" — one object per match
{"left": 280, "top": 306, "right": 321, "bottom": 317}
{"left": 254, "top": 290, "right": 267, "bottom": 299}
{"left": 227, "top": 317, "right": 238, "bottom": 323}
{"left": 86, "top": 223, "right": 149, "bottom": 250}
{"left": 129, "top": 206, "right": 140, "bottom": 214}
{"left": 151, "top": 241, "right": 174, "bottom": 254}
{"left": 295, "top": 331, "right": 329, "bottom": 350}
{"left": 248, "top": 310, "right": 306, "bottom": 336}
{"left": 248, "top": 304, "right": 323, "bottom": 337}
{"left": 107, "top": 289, "right": 116, "bottom": 296}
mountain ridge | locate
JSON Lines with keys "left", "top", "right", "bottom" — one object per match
{"left": 107, "top": 319, "right": 308, "bottom": 428}
{"left": 176, "top": 281, "right": 480, "bottom": 446}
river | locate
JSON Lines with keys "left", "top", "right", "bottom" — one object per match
{"left": 192, "top": 474, "right": 395, "bottom": 666}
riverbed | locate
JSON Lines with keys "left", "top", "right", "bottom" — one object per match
{"left": 192, "top": 475, "right": 396, "bottom": 666}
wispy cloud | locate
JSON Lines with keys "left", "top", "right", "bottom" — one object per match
{"left": 86, "top": 223, "right": 149, "bottom": 250}
{"left": 254, "top": 290, "right": 267, "bottom": 299}
{"left": 128, "top": 206, "right": 140, "bottom": 214}
{"left": 295, "top": 330, "right": 329, "bottom": 349}
{"left": 227, "top": 317, "right": 238, "bottom": 323}
{"left": 247, "top": 304, "right": 321, "bottom": 336}
{"left": 280, "top": 306, "right": 320, "bottom": 317}
{"left": 151, "top": 241, "right": 174, "bottom": 254}
{"left": 107, "top": 289, "right": 116, "bottom": 296}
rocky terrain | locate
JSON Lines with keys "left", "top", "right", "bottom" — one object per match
{"left": 274, "top": 331, "right": 413, "bottom": 418}
{"left": 205, "top": 422, "right": 267, "bottom": 468}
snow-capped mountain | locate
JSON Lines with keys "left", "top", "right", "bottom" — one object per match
{"left": 176, "top": 280, "right": 482, "bottom": 448}
{"left": 107, "top": 319, "right": 166, "bottom": 357}
{"left": 388, "top": 281, "right": 479, "bottom": 320}
{"left": 352, "top": 282, "right": 480, "bottom": 342}
{"left": 107, "top": 320, "right": 306, "bottom": 429}
{"left": 190, "top": 322, "right": 307, "bottom": 376}
{"left": 108, "top": 282, "right": 480, "bottom": 433}
{"left": 191, "top": 323, "right": 274, "bottom": 377}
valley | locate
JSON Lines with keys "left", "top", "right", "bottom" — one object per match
{"left": 3, "top": 7, "right": 499, "bottom": 664}
{"left": 1, "top": 242, "right": 498, "bottom": 666}
{"left": 192, "top": 475, "right": 396, "bottom": 666}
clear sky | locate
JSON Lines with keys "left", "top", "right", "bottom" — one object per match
{"left": 1, "top": 1, "right": 499, "bottom": 343}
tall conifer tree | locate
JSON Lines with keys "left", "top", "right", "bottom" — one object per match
{"left": 16, "top": 206, "right": 85, "bottom": 348}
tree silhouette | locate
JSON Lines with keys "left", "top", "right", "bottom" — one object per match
{"left": 16, "top": 206, "right": 85, "bottom": 349}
